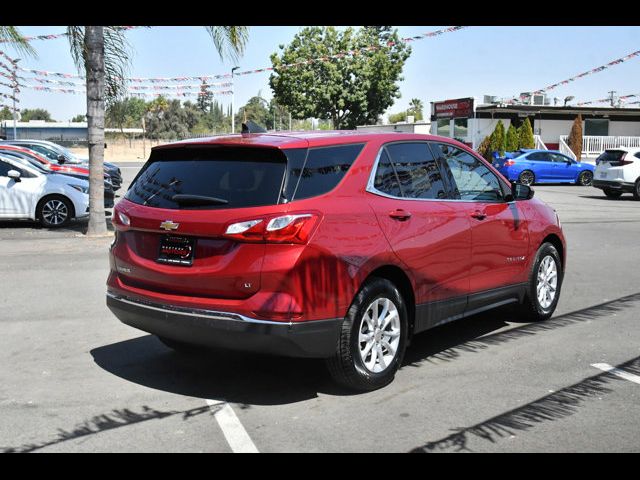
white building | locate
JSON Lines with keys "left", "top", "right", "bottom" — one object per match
{"left": 430, "top": 97, "right": 640, "bottom": 161}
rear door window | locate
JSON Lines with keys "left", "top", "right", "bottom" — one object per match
{"left": 373, "top": 149, "right": 403, "bottom": 197}
{"left": 125, "top": 147, "right": 288, "bottom": 210}
{"left": 382, "top": 142, "right": 447, "bottom": 199}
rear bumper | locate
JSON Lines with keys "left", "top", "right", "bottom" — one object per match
{"left": 593, "top": 179, "right": 635, "bottom": 193}
{"left": 106, "top": 292, "right": 343, "bottom": 358}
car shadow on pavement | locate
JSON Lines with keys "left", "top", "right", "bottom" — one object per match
{"left": 90, "top": 307, "right": 517, "bottom": 406}
{"left": 579, "top": 195, "right": 636, "bottom": 201}
{"left": 0, "top": 213, "right": 114, "bottom": 235}
{"left": 91, "top": 292, "right": 640, "bottom": 407}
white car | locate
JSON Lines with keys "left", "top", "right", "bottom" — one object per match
{"left": 0, "top": 154, "right": 90, "bottom": 227}
{"left": 593, "top": 147, "right": 640, "bottom": 200}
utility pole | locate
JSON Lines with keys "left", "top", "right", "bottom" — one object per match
{"left": 608, "top": 90, "right": 617, "bottom": 107}
{"left": 12, "top": 59, "right": 20, "bottom": 140}
{"left": 231, "top": 66, "right": 239, "bottom": 133}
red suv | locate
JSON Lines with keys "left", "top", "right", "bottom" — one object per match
{"left": 107, "top": 131, "right": 566, "bottom": 391}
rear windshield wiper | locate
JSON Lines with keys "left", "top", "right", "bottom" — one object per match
{"left": 171, "top": 194, "right": 229, "bottom": 206}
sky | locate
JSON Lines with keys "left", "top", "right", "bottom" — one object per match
{"left": 4, "top": 25, "right": 640, "bottom": 122}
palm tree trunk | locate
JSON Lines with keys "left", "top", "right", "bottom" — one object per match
{"left": 85, "top": 26, "right": 107, "bottom": 236}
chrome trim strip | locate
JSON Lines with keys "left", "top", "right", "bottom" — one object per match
{"left": 107, "top": 292, "right": 293, "bottom": 327}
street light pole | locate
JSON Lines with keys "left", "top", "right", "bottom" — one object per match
{"left": 231, "top": 66, "right": 239, "bottom": 133}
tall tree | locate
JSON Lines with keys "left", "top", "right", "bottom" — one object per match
{"left": 490, "top": 120, "right": 506, "bottom": 157}
{"left": 407, "top": 98, "right": 424, "bottom": 121}
{"left": 505, "top": 123, "right": 519, "bottom": 152}
{"left": 518, "top": 118, "right": 535, "bottom": 149}
{"left": 567, "top": 114, "right": 583, "bottom": 159}
{"left": 269, "top": 26, "right": 411, "bottom": 129}
{"left": 20, "top": 108, "right": 54, "bottom": 122}
{"left": 65, "top": 26, "right": 248, "bottom": 236}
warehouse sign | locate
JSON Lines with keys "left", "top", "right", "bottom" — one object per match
{"left": 433, "top": 98, "right": 474, "bottom": 119}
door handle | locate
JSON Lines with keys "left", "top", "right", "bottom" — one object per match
{"left": 388, "top": 209, "right": 412, "bottom": 221}
{"left": 471, "top": 210, "right": 487, "bottom": 220}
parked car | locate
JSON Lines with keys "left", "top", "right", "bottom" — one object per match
{"left": 107, "top": 132, "right": 566, "bottom": 391}
{"left": 0, "top": 147, "right": 114, "bottom": 208}
{"left": 0, "top": 139, "right": 122, "bottom": 190}
{"left": 593, "top": 147, "right": 640, "bottom": 199}
{"left": 0, "top": 154, "right": 90, "bottom": 227}
{"left": 493, "top": 149, "right": 594, "bottom": 186}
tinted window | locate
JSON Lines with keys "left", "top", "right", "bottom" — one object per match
{"left": 373, "top": 150, "right": 402, "bottom": 197}
{"left": 436, "top": 144, "right": 504, "bottom": 202}
{"left": 289, "top": 144, "right": 363, "bottom": 200}
{"left": 125, "top": 147, "right": 287, "bottom": 210}
{"left": 596, "top": 150, "right": 626, "bottom": 163}
{"left": 0, "top": 160, "right": 12, "bottom": 176}
{"left": 23, "top": 144, "right": 58, "bottom": 161}
{"left": 527, "top": 152, "right": 550, "bottom": 161}
{"left": 384, "top": 143, "right": 447, "bottom": 199}
{"left": 550, "top": 153, "right": 570, "bottom": 163}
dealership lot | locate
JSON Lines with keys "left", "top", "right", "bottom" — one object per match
{"left": 1, "top": 164, "right": 639, "bottom": 452}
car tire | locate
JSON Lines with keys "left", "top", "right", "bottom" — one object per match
{"left": 516, "top": 242, "right": 563, "bottom": 322}
{"left": 518, "top": 170, "right": 535, "bottom": 186}
{"left": 603, "top": 188, "right": 622, "bottom": 199}
{"left": 634, "top": 179, "right": 640, "bottom": 201}
{"left": 326, "top": 277, "right": 409, "bottom": 392}
{"left": 157, "top": 336, "right": 205, "bottom": 355}
{"left": 577, "top": 170, "right": 593, "bottom": 186}
{"left": 37, "top": 195, "right": 73, "bottom": 228}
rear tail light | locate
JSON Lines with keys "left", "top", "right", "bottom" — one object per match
{"left": 504, "top": 160, "right": 516, "bottom": 166}
{"left": 224, "top": 213, "right": 320, "bottom": 244}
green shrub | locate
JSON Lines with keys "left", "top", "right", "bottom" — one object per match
{"left": 518, "top": 118, "right": 535, "bottom": 149}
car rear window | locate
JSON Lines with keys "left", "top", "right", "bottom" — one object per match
{"left": 596, "top": 150, "right": 627, "bottom": 163}
{"left": 125, "top": 146, "right": 288, "bottom": 210}
{"left": 126, "top": 143, "right": 364, "bottom": 210}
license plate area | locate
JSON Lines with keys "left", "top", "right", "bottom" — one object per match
{"left": 599, "top": 172, "right": 607, "bottom": 179}
{"left": 157, "top": 235, "right": 195, "bottom": 266}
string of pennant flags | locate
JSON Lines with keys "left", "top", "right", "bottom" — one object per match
{"left": 0, "top": 26, "right": 145, "bottom": 44}
{"left": 3, "top": 26, "right": 469, "bottom": 85}
{"left": 576, "top": 93, "right": 640, "bottom": 106}
{"left": 508, "top": 49, "right": 640, "bottom": 104}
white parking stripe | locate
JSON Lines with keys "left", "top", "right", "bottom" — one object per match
{"left": 592, "top": 363, "right": 640, "bottom": 385}
{"left": 206, "top": 400, "right": 259, "bottom": 453}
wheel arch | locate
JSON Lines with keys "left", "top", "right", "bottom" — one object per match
{"left": 363, "top": 265, "right": 416, "bottom": 336}
{"left": 36, "top": 193, "right": 76, "bottom": 220}
{"left": 541, "top": 233, "right": 565, "bottom": 270}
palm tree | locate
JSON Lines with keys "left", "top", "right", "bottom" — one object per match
{"left": 408, "top": 98, "right": 424, "bottom": 121}
{"left": 0, "top": 26, "right": 36, "bottom": 57}
{"left": 65, "top": 26, "right": 248, "bottom": 236}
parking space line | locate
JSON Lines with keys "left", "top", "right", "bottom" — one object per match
{"left": 591, "top": 363, "right": 640, "bottom": 385}
{"left": 206, "top": 400, "right": 259, "bottom": 453}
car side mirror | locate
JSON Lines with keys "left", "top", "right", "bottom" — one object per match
{"left": 511, "top": 182, "right": 534, "bottom": 201}
{"left": 7, "top": 169, "right": 21, "bottom": 182}
{"left": 57, "top": 154, "right": 66, "bottom": 164}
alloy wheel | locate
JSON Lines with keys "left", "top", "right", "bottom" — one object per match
{"left": 358, "top": 297, "right": 401, "bottom": 373}
{"left": 536, "top": 255, "right": 558, "bottom": 309}
{"left": 42, "top": 199, "right": 69, "bottom": 225}
{"left": 580, "top": 171, "right": 593, "bottom": 186}
{"left": 519, "top": 171, "right": 534, "bottom": 186}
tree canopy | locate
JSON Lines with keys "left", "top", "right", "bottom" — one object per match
{"left": 269, "top": 26, "right": 411, "bottom": 129}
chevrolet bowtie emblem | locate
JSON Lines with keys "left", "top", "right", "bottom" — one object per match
{"left": 160, "top": 220, "right": 179, "bottom": 231}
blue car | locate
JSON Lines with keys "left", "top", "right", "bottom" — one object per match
{"left": 493, "top": 149, "right": 595, "bottom": 186}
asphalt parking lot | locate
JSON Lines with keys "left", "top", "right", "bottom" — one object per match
{"left": 1, "top": 163, "right": 639, "bottom": 452}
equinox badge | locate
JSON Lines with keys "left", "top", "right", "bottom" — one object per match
{"left": 160, "top": 220, "right": 179, "bottom": 231}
